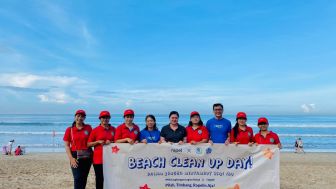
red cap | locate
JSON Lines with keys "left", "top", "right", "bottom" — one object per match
{"left": 236, "top": 112, "right": 247, "bottom": 119}
{"left": 124, "top": 109, "right": 134, "bottom": 116}
{"left": 258, "top": 117, "right": 269, "bottom": 125}
{"left": 99, "top": 111, "right": 111, "bottom": 119}
{"left": 190, "top": 111, "right": 200, "bottom": 117}
{"left": 75, "top": 109, "right": 86, "bottom": 116}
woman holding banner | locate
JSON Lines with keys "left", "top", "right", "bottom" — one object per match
{"left": 186, "top": 111, "right": 209, "bottom": 144}
{"left": 63, "top": 110, "right": 92, "bottom": 189}
{"left": 140, "top": 115, "right": 161, "bottom": 143}
{"left": 230, "top": 112, "right": 254, "bottom": 145}
{"left": 160, "top": 111, "right": 186, "bottom": 144}
{"left": 115, "top": 109, "right": 140, "bottom": 144}
{"left": 254, "top": 117, "right": 282, "bottom": 148}
{"left": 88, "top": 111, "right": 116, "bottom": 189}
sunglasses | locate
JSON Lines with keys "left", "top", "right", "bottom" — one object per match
{"left": 101, "top": 116, "right": 110, "bottom": 119}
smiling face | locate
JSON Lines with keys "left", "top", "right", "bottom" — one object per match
{"left": 146, "top": 116, "right": 155, "bottom": 129}
{"left": 213, "top": 106, "right": 223, "bottom": 118}
{"left": 237, "top": 118, "right": 247, "bottom": 126}
{"left": 258, "top": 123, "right": 269, "bottom": 131}
{"left": 190, "top": 115, "right": 200, "bottom": 125}
{"left": 124, "top": 115, "right": 134, "bottom": 125}
{"left": 169, "top": 114, "right": 179, "bottom": 125}
{"left": 75, "top": 114, "right": 85, "bottom": 124}
{"left": 100, "top": 116, "right": 110, "bottom": 126}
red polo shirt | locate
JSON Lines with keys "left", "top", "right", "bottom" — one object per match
{"left": 88, "top": 125, "right": 116, "bottom": 164}
{"left": 230, "top": 126, "right": 254, "bottom": 144}
{"left": 254, "top": 131, "right": 280, "bottom": 145}
{"left": 63, "top": 125, "right": 92, "bottom": 151}
{"left": 115, "top": 123, "right": 140, "bottom": 141}
{"left": 186, "top": 125, "right": 209, "bottom": 143}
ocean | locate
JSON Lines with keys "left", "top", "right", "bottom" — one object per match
{"left": 1, "top": 114, "right": 335, "bottom": 153}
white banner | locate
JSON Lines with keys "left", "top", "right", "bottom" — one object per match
{"left": 103, "top": 144, "right": 279, "bottom": 189}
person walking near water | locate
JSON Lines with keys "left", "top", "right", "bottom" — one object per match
{"left": 63, "top": 110, "right": 92, "bottom": 189}
{"left": 295, "top": 138, "right": 305, "bottom": 153}
{"left": 206, "top": 103, "right": 231, "bottom": 144}
{"left": 88, "top": 111, "right": 116, "bottom": 189}
{"left": 7, "top": 139, "right": 14, "bottom": 155}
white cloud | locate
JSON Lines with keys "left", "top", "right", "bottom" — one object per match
{"left": 301, "top": 104, "right": 316, "bottom": 113}
{"left": 37, "top": 90, "right": 68, "bottom": 104}
{"left": 0, "top": 73, "right": 84, "bottom": 88}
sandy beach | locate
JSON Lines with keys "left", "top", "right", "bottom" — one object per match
{"left": 0, "top": 152, "right": 335, "bottom": 189}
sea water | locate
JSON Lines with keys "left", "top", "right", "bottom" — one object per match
{"left": 0, "top": 114, "right": 335, "bottom": 152}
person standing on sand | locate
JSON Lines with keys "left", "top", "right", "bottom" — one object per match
{"left": 160, "top": 111, "right": 187, "bottom": 144}
{"left": 295, "top": 138, "right": 305, "bottom": 153}
{"left": 206, "top": 103, "right": 232, "bottom": 144}
{"left": 63, "top": 110, "right": 92, "bottom": 189}
{"left": 230, "top": 112, "right": 254, "bottom": 146}
{"left": 7, "top": 139, "right": 14, "bottom": 155}
{"left": 115, "top": 109, "right": 140, "bottom": 144}
{"left": 88, "top": 111, "right": 116, "bottom": 189}
{"left": 254, "top": 117, "right": 282, "bottom": 148}
{"left": 140, "top": 115, "right": 161, "bottom": 143}
{"left": 186, "top": 111, "right": 209, "bottom": 144}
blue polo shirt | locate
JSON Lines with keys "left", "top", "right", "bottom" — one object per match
{"left": 140, "top": 129, "right": 161, "bottom": 143}
{"left": 206, "top": 117, "right": 232, "bottom": 143}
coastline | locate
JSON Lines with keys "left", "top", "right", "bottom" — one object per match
{"left": 0, "top": 152, "right": 335, "bottom": 189}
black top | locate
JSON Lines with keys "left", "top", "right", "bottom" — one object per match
{"left": 160, "top": 124, "right": 186, "bottom": 143}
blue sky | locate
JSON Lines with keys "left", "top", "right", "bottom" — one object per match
{"left": 0, "top": 0, "right": 336, "bottom": 115}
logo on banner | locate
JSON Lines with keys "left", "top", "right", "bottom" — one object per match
{"left": 206, "top": 147, "right": 212, "bottom": 154}
{"left": 196, "top": 147, "right": 202, "bottom": 154}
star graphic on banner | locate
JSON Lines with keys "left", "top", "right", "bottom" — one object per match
{"left": 263, "top": 148, "right": 274, "bottom": 160}
{"left": 140, "top": 184, "right": 150, "bottom": 189}
{"left": 112, "top": 145, "right": 120, "bottom": 154}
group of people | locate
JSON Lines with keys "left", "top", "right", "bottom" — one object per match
{"left": 63, "top": 103, "right": 281, "bottom": 189}
{"left": 2, "top": 140, "right": 23, "bottom": 156}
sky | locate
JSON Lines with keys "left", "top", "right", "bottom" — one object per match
{"left": 0, "top": 0, "right": 336, "bottom": 115}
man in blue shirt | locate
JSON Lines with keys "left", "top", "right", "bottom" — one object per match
{"left": 206, "top": 103, "right": 232, "bottom": 144}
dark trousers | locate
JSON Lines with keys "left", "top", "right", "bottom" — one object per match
{"left": 93, "top": 164, "right": 104, "bottom": 189}
{"left": 71, "top": 152, "right": 92, "bottom": 189}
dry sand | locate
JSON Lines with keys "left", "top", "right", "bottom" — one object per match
{"left": 0, "top": 152, "right": 335, "bottom": 189}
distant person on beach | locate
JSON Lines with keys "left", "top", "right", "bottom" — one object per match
{"left": 206, "top": 103, "right": 231, "bottom": 144}
{"left": 254, "top": 117, "right": 282, "bottom": 148}
{"left": 15, "top": 145, "right": 23, "bottom": 156}
{"left": 63, "top": 110, "right": 92, "bottom": 189}
{"left": 186, "top": 111, "right": 209, "bottom": 144}
{"left": 115, "top": 109, "right": 140, "bottom": 144}
{"left": 7, "top": 139, "right": 14, "bottom": 155}
{"left": 88, "top": 111, "right": 115, "bottom": 189}
{"left": 160, "top": 111, "right": 187, "bottom": 144}
{"left": 140, "top": 115, "right": 160, "bottom": 143}
{"left": 295, "top": 138, "right": 305, "bottom": 153}
{"left": 230, "top": 112, "right": 254, "bottom": 145}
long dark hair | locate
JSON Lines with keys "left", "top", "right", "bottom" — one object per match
{"left": 233, "top": 118, "right": 247, "bottom": 140}
{"left": 72, "top": 115, "right": 86, "bottom": 127}
{"left": 233, "top": 123, "right": 239, "bottom": 140}
{"left": 145, "top": 114, "right": 158, "bottom": 130}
